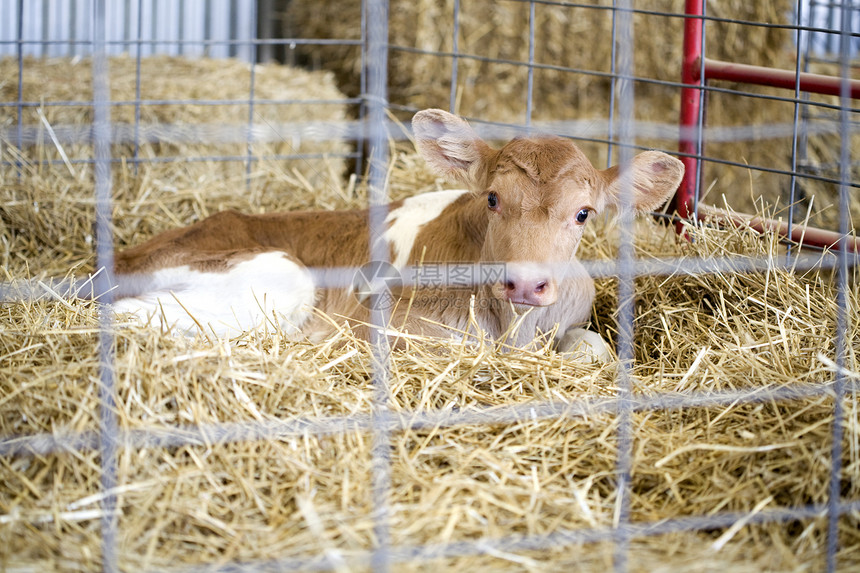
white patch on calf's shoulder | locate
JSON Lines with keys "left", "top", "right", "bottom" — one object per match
{"left": 384, "top": 189, "right": 468, "bottom": 268}
{"left": 113, "top": 251, "right": 315, "bottom": 338}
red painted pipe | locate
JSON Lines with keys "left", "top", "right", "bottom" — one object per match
{"left": 702, "top": 58, "right": 860, "bottom": 99}
{"left": 676, "top": 0, "right": 705, "bottom": 223}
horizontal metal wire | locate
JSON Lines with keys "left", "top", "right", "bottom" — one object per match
{"left": 0, "top": 37, "right": 364, "bottom": 48}
{"left": 167, "top": 498, "right": 860, "bottom": 573}
{"left": 0, "top": 152, "right": 358, "bottom": 170}
{"left": 1, "top": 376, "right": 856, "bottom": 459}
{"left": 0, "top": 98, "right": 361, "bottom": 109}
{"left": 3, "top": 249, "right": 855, "bottom": 305}
{"left": 4, "top": 117, "right": 855, "bottom": 147}
{"left": 4, "top": 117, "right": 858, "bottom": 189}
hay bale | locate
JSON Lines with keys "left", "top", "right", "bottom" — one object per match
{"left": 0, "top": 55, "right": 353, "bottom": 277}
{"left": 285, "top": 0, "right": 686, "bottom": 124}
{"left": 1, "top": 136, "right": 859, "bottom": 570}
{"left": 0, "top": 54, "right": 350, "bottom": 199}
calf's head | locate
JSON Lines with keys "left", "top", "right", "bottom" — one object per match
{"left": 412, "top": 109, "right": 684, "bottom": 308}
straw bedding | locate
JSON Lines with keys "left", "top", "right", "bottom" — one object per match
{"left": 2, "top": 58, "right": 860, "bottom": 571}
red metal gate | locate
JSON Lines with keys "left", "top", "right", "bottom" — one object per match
{"left": 677, "top": 0, "right": 860, "bottom": 252}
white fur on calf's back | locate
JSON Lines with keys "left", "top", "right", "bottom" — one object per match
{"left": 113, "top": 251, "right": 315, "bottom": 338}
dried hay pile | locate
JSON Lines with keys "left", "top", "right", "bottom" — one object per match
{"left": 284, "top": 0, "right": 856, "bottom": 231}
{"left": 2, "top": 127, "right": 860, "bottom": 570}
{"left": 0, "top": 55, "right": 350, "bottom": 194}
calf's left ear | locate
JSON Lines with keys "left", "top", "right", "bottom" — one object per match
{"left": 601, "top": 151, "right": 685, "bottom": 213}
{"left": 412, "top": 109, "right": 494, "bottom": 189}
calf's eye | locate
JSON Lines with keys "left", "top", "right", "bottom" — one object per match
{"left": 575, "top": 208, "right": 590, "bottom": 224}
{"left": 487, "top": 192, "right": 499, "bottom": 210}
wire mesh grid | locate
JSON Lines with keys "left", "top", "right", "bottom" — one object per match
{"left": 0, "top": 0, "right": 858, "bottom": 571}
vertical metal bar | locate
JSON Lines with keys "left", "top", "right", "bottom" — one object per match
{"left": 365, "top": 0, "right": 392, "bottom": 571}
{"left": 258, "top": 0, "right": 273, "bottom": 63}
{"left": 612, "top": 1, "right": 634, "bottom": 571}
{"left": 825, "top": 0, "right": 837, "bottom": 54}
{"left": 826, "top": 3, "right": 852, "bottom": 570}
{"left": 186, "top": 0, "right": 203, "bottom": 58}
{"left": 448, "top": 0, "right": 460, "bottom": 113}
{"left": 40, "top": 0, "right": 48, "bottom": 56}
{"left": 122, "top": 0, "right": 130, "bottom": 50}
{"left": 786, "top": 0, "right": 804, "bottom": 259}
{"left": 607, "top": 0, "right": 618, "bottom": 168}
{"left": 237, "top": 0, "right": 253, "bottom": 63}
{"left": 92, "top": 1, "right": 119, "bottom": 571}
{"left": 245, "top": 0, "right": 258, "bottom": 189}
{"left": 204, "top": 0, "right": 212, "bottom": 58}
{"left": 229, "top": 0, "right": 238, "bottom": 58}
{"left": 525, "top": 1, "right": 535, "bottom": 128}
{"left": 177, "top": 0, "right": 185, "bottom": 56}
{"left": 72, "top": 0, "right": 80, "bottom": 55}
{"left": 133, "top": 0, "right": 144, "bottom": 173}
{"left": 355, "top": 0, "right": 369, "bottom": 180}
{"left": 798, "top": 0, "right": 815, "bottom": 182}
{"left": 16, "top": 0, "right": 24, "bottom": 169}
{"left": 150, "top": 0, "right": 158, "bottom": 55}
{"left": 692, "top": 2, "right": 708, "bottom": 222}
{"left": 676, "top": 0, "right": 704, "bottom": 223}
{"left": 71, "top": 0, "right": 79, "bottom": 57}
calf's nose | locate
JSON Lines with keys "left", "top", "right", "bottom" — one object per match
{"left": 504, "top": 276, "right": 557, "bottom": 306}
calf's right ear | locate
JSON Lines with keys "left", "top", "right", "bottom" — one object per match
{"left": 600, "top": 151, "right": 685, "bottom": 214}
{"left": 412, "top": 109, "right": 494, "bottom": 189}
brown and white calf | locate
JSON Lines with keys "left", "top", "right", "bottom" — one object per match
{"left": 108, "top": 109, "right": 683, "bottom": 357}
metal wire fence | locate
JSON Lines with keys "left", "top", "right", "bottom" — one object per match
{"left": 0, "top": 0, "right": 858, "bottom": 571}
